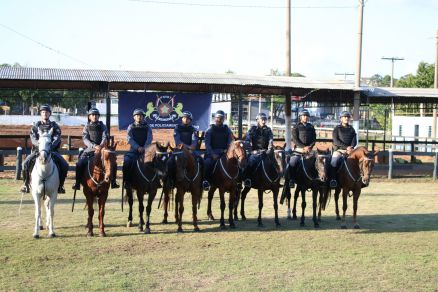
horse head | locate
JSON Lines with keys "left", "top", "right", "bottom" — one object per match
{"left": 272, "top": 145, "right": 287, "bottom": 177}
{"left": 359, "top": 148, "right": 378, "bottom": 186}
{"left": 99, "top": 140, "right": 118, "bottom": 183}
{"left": 227, "top": 140, "right": 247, "bottom": 169}
{"left": 151, "top": 141, "right": 171, "bottom": 178}
{"left": 314, "top": 148, "right": 330, "bottom": 183}
{"left": 37, "top": 128, "right": 53, "bottom": 165}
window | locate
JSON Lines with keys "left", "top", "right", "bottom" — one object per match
{"left": 398, "top": 125, "right": 403, "bottom": 136}
{"left": 414, "top": 125, "right": 419, "bottom": 137}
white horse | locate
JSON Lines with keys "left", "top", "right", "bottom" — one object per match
{"left": 31, "top": 128, "right": 60, "bottom": 238}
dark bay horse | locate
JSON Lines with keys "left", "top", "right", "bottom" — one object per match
{"left": 327, "top": 146, "right": 377, "bottom": 229}
{"left": 238, "top": 146, "right": 286, "bottom": 227}
{"left": 206, "top": 141, "right": 247, "bottom": 229}
{"left": 161, "top": 145, "right": 202, "bottom": 232}
{"left": 283, "top": 149, "right": 330, "bottom": 228}
{"left": 125, "top": 142, "right": 170, "bottom": 234}
{"left": 81, "top": 142, "right": 117, "bottom": 237}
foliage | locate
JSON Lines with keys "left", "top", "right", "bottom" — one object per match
{"left": 368, "top": 74, "right": 391, "bottom": 87}
{"left": 397, "top": 61, "right": 435, "bottom": 88}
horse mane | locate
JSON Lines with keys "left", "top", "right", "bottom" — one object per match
{"left": 349, "top": 146, "right": 370, "bottom": 160}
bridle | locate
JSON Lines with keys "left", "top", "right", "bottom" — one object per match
{"left": 300, "top": 153, "right": 329, "bottom": 182}
{"left": 88, "top": 149, "right": 114, "bottom": 188}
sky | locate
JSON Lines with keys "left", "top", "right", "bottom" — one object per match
{"left": 1, "top": 0, "right": 437, "bottom": 80}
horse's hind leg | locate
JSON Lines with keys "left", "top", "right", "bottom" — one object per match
{"left": 176, "top": 190, "right": 184, "bottom": 233}
{"left": 292, "top": 188, "right": 300, "bottom": 220}
{"left": 97, "top": 196, "right": 106, "bottom": 237}
{"left": 126, "top": 188, "right": 134, "bottom": 227}
{"left": 334, "top": 187, "right": 341, "bottom": 220}
{"left": 32, "top": 194, "right": 41, "bottom": 238}
{"left": 257, "top": 189, "right": 264, "bottom": 227}
{"left": 312, "top": 189, "right": 319, "bottom": 228}
{"left": 144, "top": 190, "right": 157, "bottom": 234}
{"left": 137, "top": 192, "right": 145, "bottom": 232}
{"left": 300, "top": 189, "right": 306, "bottom": 227}
{"left": 191, "top": 190, "right": 200, "bottom": 232}
{"left": 162, "top": 190, "right": 170, "bottom": 224}
{"left": 86, "top": 195, "right": 94, "bottom": 236}
{"left": 219, "top": 190, "right": 226, "bottom": 229}
{"left": 233, "top": 185, "right": 241, "bottom": 221}
{"left": 207, "top": 187, "right": 216, "bottom": 221}
{"left": 341, "top": 188, "right": 348, "bottom": 229}
{"left": 228, "top": 189, "right": 236, "bottom": 229}
{"left": 352, "top": 190, "right": 361, "bottom": 229}
{"left": 240, "top": 187, "right": 250, "bottom": 220}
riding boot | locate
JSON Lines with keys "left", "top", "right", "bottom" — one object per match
{"left": 20, "top": 169, "right": 30, "bottom": 193}
{"left": 57, "top": 165, "right": 66, "bottom": 194}
{"left": 122, "top": 160, "right": 131, "bottom": 189}
{"left": 110, "top": 160, "right": 120, "bottom": 189}
{"left": 242, "top": 165, "right": 252, "bottom": 188}
{"left": 202, "top": 161, "right": 211, "bottom": 191}
{"left": 72, "top": 161, "right": 82, "bottom": 190}
{"left": 329, "top": 165, "right": 338, "bottom": 188}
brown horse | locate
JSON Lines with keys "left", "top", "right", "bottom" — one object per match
{"left": 81, "top": 142, "right": 117, "bottom": 237}
{"left": 206, "top": 141, "right": 247, "bottom": 229}
{"left": 328, "top": 146, "right": 377, "bottom": 229}
{"left": 162, "top": 145, "right": 202, "bottom": 232}
{"left": 237, "top": 146, "right": 287, "bottom": 227}
{"left": 283, "top": 149, "right": 330, "bottom": 228}
{"left": 125, "top": 142, "right": 170, "bottom": 234}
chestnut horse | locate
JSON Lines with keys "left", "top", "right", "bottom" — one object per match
{"left": 81, "top": 142, "right": 117, "bottom": 237}
{"left": 206, "top": 141, "right": 247, "bottom": 229}
{"left": 283, "top": 149, "right": 330, "bottom": 228}
{"left": 162, "top": 145, "right": 202, "bottom": 232}
{"left": 237, "top": 146, "right": 286, "bottom": 227}
{"left": 125, "top": 142, "right": 170, "bottom": 234}
{"left": 328, "top": 146, "right": 377, "bottom": 229}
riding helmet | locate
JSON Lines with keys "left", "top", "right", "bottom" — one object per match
{"left": 215, "top": 110, "right": 225, "bottom": 118}
{"left": 88, "top": 108, "right": 100, "bottom": 116}
{"left": 340, "top": 111, "right": 352, "bottom": 118}
{"left": 182, "top": 111, "right": 193, "bottom": 120}
{"left": 39, "top": 104, "right": 52, "bottom": 114}
{"left": 133, "top": 108, "right": 146, "bottom": 116}
{"left": 256, "top": 112, "right": 267, "bottom": 120}
{"left": 298, "top": 109, "right": 310, "bottom": 117}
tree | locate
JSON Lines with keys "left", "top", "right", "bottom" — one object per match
{"left": 368, "top": 74, "right": 391, "bottom": 87}
{"left": 397, "top": 61, "right": 435, "bottom": 88}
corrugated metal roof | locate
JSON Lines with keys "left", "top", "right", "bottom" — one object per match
{"left": 0, "top": 67, "right": 355, "bottom": 91}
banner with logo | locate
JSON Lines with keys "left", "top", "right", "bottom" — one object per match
{"left": 118, "top": 92, "right": 212, "bottom": 130}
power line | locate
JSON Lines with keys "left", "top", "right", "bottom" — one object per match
{"left": 129, "top": 0, "right": 358, "bottom": 9}
{"left": 0, "top": 23, "right": 92, "bottom": 68}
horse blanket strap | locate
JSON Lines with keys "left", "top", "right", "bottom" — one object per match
{"left": 219, "top": 156, "right": 239, "bottom": 180}
{"left": 136, "top": 159, "right": 157, "bottom": 183}
{"left": 88, "top": 159, "right": 105, "bottom": 188}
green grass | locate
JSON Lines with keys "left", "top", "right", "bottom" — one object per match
{"left": 1, "top": 179, "right": 438, "bottom": 291}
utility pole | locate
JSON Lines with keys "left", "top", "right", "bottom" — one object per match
{"left": 381, "top": 57, "right": 404, "bottom": 87}
{"left": 353, "top": 0, "right": 365, "bottom": 141}
{"left": 432, "top": 30, "right": 438, "bottom": 150}
{"left": 284, "top": 0, "right": 292, "bottom": 151}
{"left": 335, "top": 72, "right": 354, "bottom": 80}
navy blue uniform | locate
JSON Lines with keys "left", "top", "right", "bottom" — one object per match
{"left": 203, "top": 124, "right": 233, "bottom": 182}
{"left": 288, "top": 122, "right": 317, "bottom": 182}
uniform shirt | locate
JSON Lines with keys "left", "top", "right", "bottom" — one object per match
{"left": 245, "top": 125, "right": 274, "bottom": 151}
{"left": 332, "top": 124, "right": 357, "bottom": 151}
{"left": 292, "top": 122, "right": 316, "bottom": 148}
{"left": 204, "top": 124, "right": 233, "bottom": 155}
{"left": 127, "top": 121, "right": 153, "bottom": 151}
{"left": 30, "top": 120, "right": 62, "bottom": 151}
{"left": 82, "top": 121, "right": 109, "bottom": 153}
{"left": 174, "top": 124, "right": 198, "bottom": 149}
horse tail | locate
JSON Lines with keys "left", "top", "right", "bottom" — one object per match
{"left": 320, "top": 187, "right": 331, "bottom": 211}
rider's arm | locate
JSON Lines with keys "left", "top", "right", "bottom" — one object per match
{"left": 332, "top": 126, "right": 347, "bottom": 149}
{"left": 173, "top": 127, "right": 182, "bottom": 146}
{"left": 268, "top": 128, "right": 274, "bottom": 149}
{"left": 100, "top": 123, "right": 109, "bottom": 147}
{"left": 245, "top": 127, "right": 253, "bottom": 144}
{"left": 350, "top": 128, "right": 358, "bottom": 148}
{"left": 30, "top": 123, "right": 39, "bottom": 147}
{"left": 127, "top": 124, "right": 141, "bottom": 151}
{"left": 190, "top": 131, "right": 198, "bottom": 149}
{"left": 82, "top": 124, "right": 94, "bottom": 148}
{"left": 309, "top": 126, "right": 316, "bottom": 148}
{"left": 292, "top": 125, "right": 305, "bottom": 148}
{"left": 51, "top": 123, "right": 62, "bottom": 150}
{"left": 226, "top": 127, "right": 233, "bottom": 145}
{"left": 204, "top": 128, "right": 213, "bottom": 154}
{"left": 144, "top": 126, "right": 153, "bottom": 147}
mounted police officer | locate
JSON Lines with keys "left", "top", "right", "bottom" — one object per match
{"left": 329, "top": 111, "right": 357, "bottom": 188}
{"left": 20, "top": 104, "right": 69, "bottom": 194}
{"left": 242, "top": 112, "right": 274, "bottom": 187}
{"left": 122, "top": 108, "right": 153, "bottom": 189}
{"left": 287, "top": 109, "right": 316, "bottom": 187}
{"left": 72, "top": 108, "right": 119, "bottom": 190}
{"left": 202, "top": 110, "right": 233, "bottom": 190}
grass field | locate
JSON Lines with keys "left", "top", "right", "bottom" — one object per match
{"left": 1, "top": 178, "right": 438, "bottom": 291}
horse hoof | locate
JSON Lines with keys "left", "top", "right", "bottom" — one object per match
{"left": 139, "top": 226, "right": 144, "bottom": 232}
{"left": 314, "top": 224, "right": 320, "bottom": 228}
{"left": 336, "top": 216, "right": 341, "bottom": 221}
{"left": 99, "top": 232, "right": 106, "bottom": 237}
{"left": 144, "top": 228, "right": 151, "bottom": 234}
{"left": 318, "top": 218, "right": 322, "bottom": 223}
{"left": 87, "top": 232, "right": 94, "bottom": 237}
{"left": 177, "top": 228, "right": 183, "bottom": 233}
{"left": 258, "top": 223, "right": 264, "bottom": 228}
{"left": 287, "top": 216, "right": 293, "bottom": 221}
{"left": 300, "top": 222, "right": 305, "bottom": 227}
{"left": 220, "top": 224, "right": 226, "bottom": 230}
{"left": 194, "top": 227, "right": 200, "bottom": 232}
{"left": 341, "top": 225, "right": 347, "bottom": 229}
{"left": 354, "top": 224, "right": 361, "bottom": 229}
{"left": 229, "top": 224, "right": 236, "bottom": 229}
{"left": 234, "top": 216, "right": 239, "bottom": 221}
{"left": 33, "top": 234, "right": 40, "bottom": 239}
{"left": 292, "top": 216, "right": 298, "bottom": 220}
{"left": 275, "top": 222, "right": 281, "bottom": 227}
{"left": 208, "top": 215, "right": 215, "bottom": 221}
{"left": 48, "top": 233, "right": 56, "bottom": 238}
{"left": 127, "top": 221, "right": 133, "bottom": 228}
{"left": 40, "top": 226, "right": 44, "bottom": 230}
{"left": 162, "top": 219, "right": 168, "bottom": 224}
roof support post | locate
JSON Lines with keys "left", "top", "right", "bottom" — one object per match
{"left": 106, "top": 84, "right": 111, "bottom": 137}
{"left": 285, "top": 93, "right": 292, "bottom": 151}
{"left": 353, "top": 92, "right": 360, "bottom": 143}
{"left": 238, "top": 93, "right": 243, "bottom": 139}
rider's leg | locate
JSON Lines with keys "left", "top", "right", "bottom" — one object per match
{"left": 202, "top": 155, "right": 213, "bottom": 190}
{"left": 287, "top": 155, "right": 300, "bottom": 188}
{"left": 52, "top": 152, "right": 68, "bottom": 194}
{"left": 110, "top": 156, "right": 120, "bottom": 189}
{"left": 20, "top": 153, "right": 37, "bottom": 193}
{"left": 122, "top": 153, "right": 134, "bottom": 188}
{"left": 72, "top": 153, "right": 87, "bottom": 190}
{"left": 242, "top": 154, "right": 256, "bottom": 188}
{"left": 329, "top": 151, "right": 342, "bottom": 188}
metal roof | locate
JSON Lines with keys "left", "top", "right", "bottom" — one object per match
{"left": 361, "top": 87, "right": 438, "bottom": 104}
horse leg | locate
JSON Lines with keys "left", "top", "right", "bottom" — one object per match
{"left": 352, "top": 190, "right": 361, "bottom": 229}
{"left": 32, "top": 193, "right": 41, "bottom": 238}
{"left": 86, "top": 194, "right": 94, "bottom": 237}
{"left": 44, "top": 197, "right": 50, "bottom": 231}
{"left": 228, "top": 189, "right": 236, "bottom": 229}
{"left": 191, "top": 189, "right": 200, "bottom": 232}
{"left": 334, "top": 187, "right": 341, "bottom": 220}
{"left": 98, "top": 195, "right": 107, "bottom": 237}
{"left": 177, "top": 190, "right": 184, "bottom": 233}
{"left": 341, "top": 188, "right": 348, "bottom": 229}
{"left": 207, "top": 187, "right": 216, "bottom": 221}
{"left": 312, "top": 189, "right": 319, "bottom": 228}
{"left": 318, "top": 188, "right": 323, "bottom": 223}
{"left": 138, "top": 192, "right": 145, "bottom": 232}
{"left": 219, "top": 190, "right": 226, "bottom": 229}
{"left": 126, "top": 188, "right": 134, "bottom": 227}
{"left": 45, "top": 196, "right": 56, "bottom": 237}
{"left": 144, "top": 190, "right": 157, "bottom": 234}
{"left": 233, "top": 185, "right": 241, "bottom": 221}
{"left": 300, "top": 189, "right": 306, "bottom": 227}
{"left": 257, "top": 189, "right": 264, "bottom": 227}
{"left": 273, "top": 188, "right": 280, "bottom": 227}
{"left": 292, "top": 188, "right": 300, "bottom": 220}
{"left": 174, "top": 191, "right": 179, "bottom": 223}
{"left": 162, "top": 190, "right": 169, "bottom": 224}
{"left": 240, "top": 187, "right": 250, "bottom": 220}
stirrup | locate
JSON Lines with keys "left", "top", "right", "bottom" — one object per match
{"left": 202, "top": 181, "right": 210, "bottom": 191}
{"left": 288, "top": 179, "right": 295, "bottom": 188}
{"left": 111, "top": 181, "right": 120, "bottom": 189}
{"left": 72, "top": 183, "right": 80, "bottom": 190}
{"left": 243, "top": 179, "right": 251, "bottom": 188}
{"left": 20, "top": 184, "right": 30, "bottom": 193}
{"left": 329, "top": 180, "right": 337, "bottom": 188}
{"left": 123, "top": 181, "right": 131, "bottom": 189}
{"left": 58, "top": 186, "right": 66, "bottom": 194}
